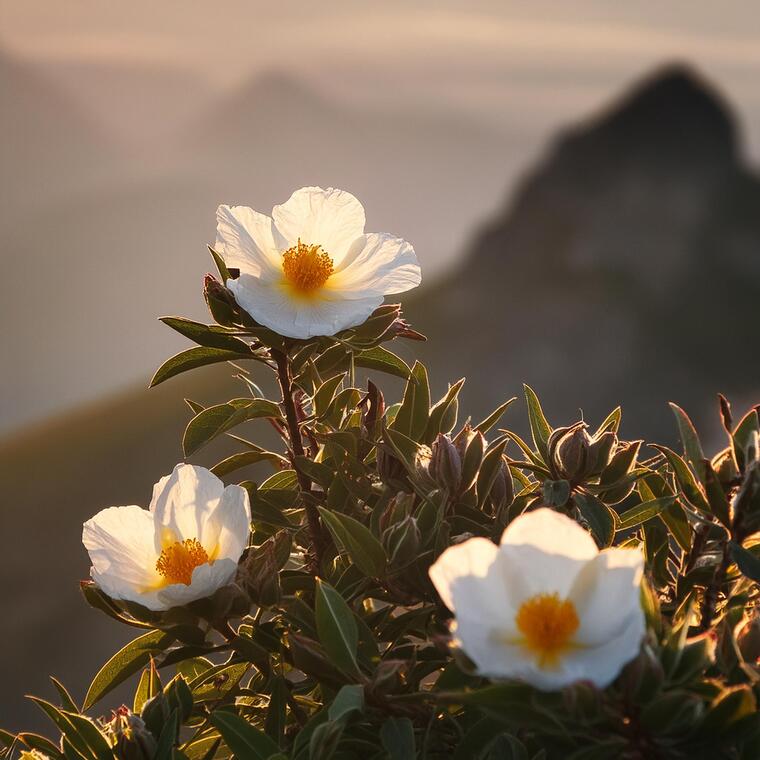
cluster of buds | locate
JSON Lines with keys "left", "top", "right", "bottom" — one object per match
{"left": 102, "top": 707, "right": 157, "bottom": 760}
{"left": 550, "top": 423, "right": 614, "bottom": 484}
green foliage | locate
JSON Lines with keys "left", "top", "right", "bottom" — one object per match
{"left": 6, "top": 263, "right": 760, "bottom": 760}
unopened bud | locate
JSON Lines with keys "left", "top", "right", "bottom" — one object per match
{"left": 103, "top": 707, "right": 157, "bottom": 760}
{"left": 203, "top": 273, "right": 238, "bottom": 326}
{"left": 712, "top": 447, "right": 739, "bottom": 487}
{"left": 430, "top": 434, "right": 462, "bottom": 492}
{"left": 488, "top": 457, "right": 514, "bottom": 512}
{"left": 382, "top": 515, "right": 421, "bottom": 566}
{"left": 553, "top": 425, "right": 592, "bottom": 481}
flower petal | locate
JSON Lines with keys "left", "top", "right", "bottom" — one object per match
{"left": 83, "top": 505, "right": 161, "bottom": 598}
{"left": 334, "top": 233, "right": 421, "bottom": 297}
{"left": 496, "top": 509, "right": 598, "bottom": 601}
{"left": 207, "top": 484, "right": 251, "bottom": 562}
{"left": 154, "top": 558, "right": 239, "bottom": 610}
{"left": 149, "top": 464, "right": 225, "bottom": 551}
{"left": 559, "top": 608, "right": 645, "bottom": 688}
{"left": 500, "top": 508, "right": 598, "bottom": 559}
{"left": 570, "top": 548, "right": 644, "bottom": 645}
{"left": 216, "top": 205, "right": 282, "bottom": 277}
{"left": 429, "top": 537, "right": 500, "bottom": 615}
{"left": 228, "top": 273, "right": 383, "bottom": 339}
{"left": 272, "top": 187, "right": 365, "bottom": 261}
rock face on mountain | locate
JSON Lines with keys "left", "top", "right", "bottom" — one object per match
{"left": 408, "top": 65, "right": 760, "bottom": 441}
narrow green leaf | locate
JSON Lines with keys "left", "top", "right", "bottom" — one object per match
{"left": 328, "top": 684, "right": 365, "bottom": 724}
{"left": 424, "top": 378, "right": 465, "bottom": 444}
{"left": 474, "top": 397, "right": 516, "bottom": 435}
{"left": 208, "top": 245, "right": 231, "bottom": 281}
{"left": 133, "top": 660, "right": 161, "bottom": 713}
{"left": 150, "top": 347, "right": 250, "bottom": 387}
{"left": 315, "top": 578, "right": 360, "bottom": 677}
{"left": 318, "top": 507, "right": 387, "bottom": 578}
{"left": 210, "top": 710, "right": 281, "bottom": 759}
{"left": 211, "top": 449, "right": 286, "bottom": 476}
{"left": 159, "top": 317, "right": 252, "bottom": 353}
{"left": 617, "top": 496, "right": 676, "bottom": 530}
{"left": 523, "top": 385, "right": 551, "bottom": 462}
{"left": 652, "top": 445, "right": 710, "bottom": 514}
{"left": 670, "top": 403, "right": 706, "bottom": 483}
{"left": 574, "top": 492, "right": 615, "bottom": 547}
{"left": 730, "top": 542, "right": 760, "bottom": 582}
{"left": 354, "top": 346, "right": 412, "bottom": 380}
{"left": 83, "top": 629, "right": 173, "bottom": 710}
{"left": 183, "top": 398, "right": 282, "bottom": 456}
{"left": 381, "top": 717, "right": 415, "bottom": 760}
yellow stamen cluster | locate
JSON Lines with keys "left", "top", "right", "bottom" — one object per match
{"left": 515, "top": 592, "right": 579, "bottom": 667}
{"left": 156, "top": 538, "right": 209, "bottom": 585}
{"left": 282, "top": 239, "right": 334, "bottom": 293}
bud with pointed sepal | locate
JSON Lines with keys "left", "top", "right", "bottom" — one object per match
{"left": 203, "top": 273, "right": 238, "bottom": 326}
{"left": 430, "top": 434, "right": 462, "bottom": 493}
{"left": 103, "top": 706, "right": 158, "bottom": 760}
{"left": 383, "top": 515, "right": 421, "bottom": 567}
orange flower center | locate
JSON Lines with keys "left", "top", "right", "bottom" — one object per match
{"left": 282, "top": 239, "right": 334, "bottom": 293}
{"left": 515, "top": 592, "right": 579, "bottom": 668}
{"left": 156, "top": 538, "right": 209, "bottom": 585}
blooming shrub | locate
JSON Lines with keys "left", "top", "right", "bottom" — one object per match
{"left": 3, "top": 188, "right": 760, "bottom": 760}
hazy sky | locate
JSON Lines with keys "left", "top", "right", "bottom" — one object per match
{"left": 3, "top": 1, "right": 760, "bottom": 156}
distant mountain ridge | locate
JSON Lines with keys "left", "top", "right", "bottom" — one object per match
{"left": 408, "top": 64, "right": 760, "bottom": 441}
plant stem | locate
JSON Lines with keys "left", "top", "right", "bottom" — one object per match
{"left": 273, "top": 349, "right": 324, "bottom": 569}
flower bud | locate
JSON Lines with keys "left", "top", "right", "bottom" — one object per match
{"left": 103, "top": 707, "right": 157, "bottom": 760}
{"left": 552, "top": 424, "right": 592, "bottom": 481}
{"left": 382, "top": 515, "right": 421, "bottom": 566}
{"left": 488, "top": 457, "right": 514, "bottom": 512}
{"left": 430, "top": 434, "right": 462, "bottom": 492}
{"left": 203, "top": 273, "right": 238, "bottom": 326}
{"left": 712, "top": 447, "right": 739, "bottom": 487}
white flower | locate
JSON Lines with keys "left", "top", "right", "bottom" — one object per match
{"left": 82, "top": 464, "right": 251, "bottom": 611}
{"left": 215, "top": 187, "right": 421, "bottom": 339}
{"left": 429, "top": 508, "right": 645, "bottom": 690}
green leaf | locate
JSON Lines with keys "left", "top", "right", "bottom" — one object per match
{"left": 593, "top": 406, "right": 622, "bottom": 437}
{"left": 210, "top": 710, "right": 281, "bottom": 759}
{"left": 523, "top": 385, "right": 551, "bottom": 462}
{"left": 328, "top": 684, "right": 365, "bottom": 724}
{"left": 318, "top": 508, "right": 386, "bottom": 578}
{"left": 159, "top": 317, "right": 253, "bottom": 353}
{"left": 392, "top": 361, "right": 430, "bottom": 440}
{"left": 183, "top": 398, "right": 283, "bottom": 456}
{"left": 315, "top": 578, "right": 360, "bottom": 677}
{"left": 211, "top": 449, "right": 286, "bottom": 476}
{"left": 670, "top": 403, "right": 706, "bottom": 483}
{"left": 154, "top": 710, "right": 179, "bottom": 760}
{"left": 354, "top": 346, "right": 412, "bottom": 380}
{"left": 208, "top": 245, "right": 232, "bottom": 280}
{"left": 29, "top": 699, "right": 112, "bottom": 760}
{"left": 380, "top": 717, "right": 415, "bottom": 760}
{"left": 732, "top": 409, "right": 760, "bottom": 472}
{"left": 652, "top": 445, "right": 710, "bottom": 514}
{"left": 150, "top": 346, "right": 251, "bottom": 387}
{"left": 617, "top": 496, "right": 676, "bottom": 530}
{"left": 574, "top": 492, "right": 615, "bottom": 547}
{"left": 474, "top": 397, "right": 516, "bottom": 435}
{"left": 133, "top": 660, "right": 161, "bottom": 713}
{"left": 313, "top": 373, "right": 347, "bottom": 417}
{"left": 477, "top": 441, "right": 508, "bottom": 509}
{"left": 730, "top": 542, "right": 760, "bottom": 582}
{"left": 83, "top": 629, "right": 174, "bottom": 710}
{"left": 424, "top": 379, "right": 465, "bottom": 444}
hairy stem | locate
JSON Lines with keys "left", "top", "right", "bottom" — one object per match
{"left": 273, "top": 349, "right": 324, "bottom": 569}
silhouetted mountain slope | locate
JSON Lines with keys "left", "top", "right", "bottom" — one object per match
{"left": 408, "top": 64, "right": 760, "bottom": 441}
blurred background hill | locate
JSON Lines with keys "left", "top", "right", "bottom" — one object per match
{"left": 2, "top": 0, "right": 760, "bottom": 730}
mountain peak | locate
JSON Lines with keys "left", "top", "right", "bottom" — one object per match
{"left": 556, "top": 63, "right": 738, "bottom": 171}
